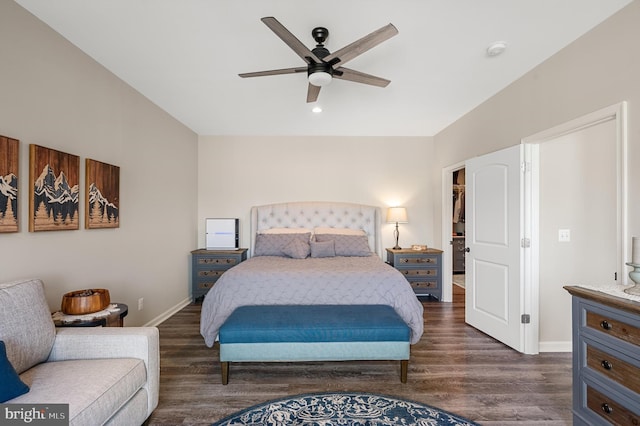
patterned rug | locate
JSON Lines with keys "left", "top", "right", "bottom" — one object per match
{"left": 212, "top": 392, "right": 479, "bottom": 425}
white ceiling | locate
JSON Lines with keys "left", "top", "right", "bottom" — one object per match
{"left": 15, "top": 0, "right": 632, "bottom": 137}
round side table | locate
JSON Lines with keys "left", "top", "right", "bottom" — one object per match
{"left": 52, "top": 303, "right": 128, "bottom": 327}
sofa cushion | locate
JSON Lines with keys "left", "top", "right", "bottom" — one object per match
{"left": 13, "top": 358, "right": 147, "bottom": 426}
{"left": 0, "top": 341, "right": 30, "bottom": 402}
{"left": 0, "top": 279, "right": 56, "bottom": 374}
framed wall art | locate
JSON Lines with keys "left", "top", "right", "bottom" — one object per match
{"left": 85, "top": 159, "right": 120, "bottom": 229}
{"left": 29, "top": 144, "right": 80, "bottom": 232}
{"left": 0, "top": 135, "right": 19, "bottom": 233}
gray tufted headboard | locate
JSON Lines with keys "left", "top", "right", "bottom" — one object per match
{"left": 250, "top": 201, "right": 382, "bottom": 257}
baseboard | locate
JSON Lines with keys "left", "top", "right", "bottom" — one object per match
{"left": 539, "top": 341, "right": 572, "bottom": 352}
{"left": 142, "top": 296, "right": 192, "bottom": 327}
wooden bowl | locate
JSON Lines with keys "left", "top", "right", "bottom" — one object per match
{"left": 61, "top": 289, "right": 110, "bottom": 315}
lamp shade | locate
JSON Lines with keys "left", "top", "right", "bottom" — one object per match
{"left": 386, "top": 207, "right": 408, "bottom": 223}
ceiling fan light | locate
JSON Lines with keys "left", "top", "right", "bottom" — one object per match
{"left": 308, "top": 71, "right": 332, "bottom": 87}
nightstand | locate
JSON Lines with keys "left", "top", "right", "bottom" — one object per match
{"left": 386, "top": 248, "right": 443, "bottom": 300}
{"left": 191, "top": 249, "right": 248, "bottom": 301}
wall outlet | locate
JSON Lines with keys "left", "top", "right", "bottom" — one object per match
{"left": 138, "top": 298, "right": 144, "bottom": 311}
{"left": 558, "top": 229, "right": 571, "bottom": 242}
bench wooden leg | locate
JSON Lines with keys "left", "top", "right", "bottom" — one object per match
{"left": 221, "top": 362, "right": 229, "bottom": 385}
{"left": 400, "top": 360, "right": 408, "bottom": 383}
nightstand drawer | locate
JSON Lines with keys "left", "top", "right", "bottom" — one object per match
{"left": 196, "top": 256, "right": 241, "bottom": 267}
{"left": 197, "top": 270, "right": 225, "bottom": 279}
{"left": 396, "top": 256, "right": 438, "bottom": 266}
{"left": 410, "top": 281, "right": 439, "bottom": 291}
{"left": 399, "top": 268, "right": 438, "bottom": 278}
{"left": 196, "top": 281, "right": 217, "bottom": 291}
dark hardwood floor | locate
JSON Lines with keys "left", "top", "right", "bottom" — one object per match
{"left": 145, "top": 285, "right": 572, "bottom": 425}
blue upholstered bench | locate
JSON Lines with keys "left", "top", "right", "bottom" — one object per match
{"left": 218, "top": 304, "right": 411, "bottom": 384}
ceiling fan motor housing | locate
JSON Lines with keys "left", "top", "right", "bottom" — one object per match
{"left": 312, "top": 27, "right": 329, "bottom": 45}
{"left": 308, "top": 29, "right": 332, "bottom": 87}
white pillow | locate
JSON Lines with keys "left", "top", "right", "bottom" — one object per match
{"left": 313, "top": 227, "right": 366, "bottom": 236}
{"left": 258, "top": 227, "right": 312, "bottom": 234}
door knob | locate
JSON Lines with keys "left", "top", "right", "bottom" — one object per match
{"left": 465, "top": 247, "right": 471, "bottom": 252}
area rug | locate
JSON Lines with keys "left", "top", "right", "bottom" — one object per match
{"left": 212, "top": 392, "right": 479, "bottom": 425}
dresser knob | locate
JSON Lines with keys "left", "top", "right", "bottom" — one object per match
{"left": 601, "top": 360, "right": 613, "bottom": 370}
{"left": 601, "top": 403, "right": 613, "bottom": 414}
{"left": 600, "top": 320, "right": 612, "bottom": 330}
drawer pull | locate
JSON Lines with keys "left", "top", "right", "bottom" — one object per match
{"left": 601, "top": 360, "right": 613, "bottom": 370}
{"left": 600, "top": 320, "right": 612, "bottom": 330}
{"left": 601, "top": 403, "right": 613, "bottom": 414}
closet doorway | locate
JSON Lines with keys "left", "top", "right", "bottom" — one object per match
{"left": 452, "top": 168, "right": 466, "bottom": 291}
{"left": 441, "top": 162, "right": 465, "bottom": 303}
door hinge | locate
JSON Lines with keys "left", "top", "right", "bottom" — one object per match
{"left": 521, "top": 314, "right": 531, "bottom": 324}
{"left": 521, "top": 238, "right": 531, "bottom": 248}
{"left": 615, "top": 272, "right": 617, "bottom": 281}
{"left": 520, "top": 161, "right": 531, "bottom": 173}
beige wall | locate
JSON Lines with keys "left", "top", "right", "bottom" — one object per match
{"left": 197, "top": 136, "right": 435, "bottom": 254}
{"left": 433, "top": 1, "right": 640, "bottom": 348}
{"left": 0, "top": 1, "right": 199, "bottom": 325}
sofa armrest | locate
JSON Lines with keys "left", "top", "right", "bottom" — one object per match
{"left": 48, "top": 327, "right": 159, "bottom": 416}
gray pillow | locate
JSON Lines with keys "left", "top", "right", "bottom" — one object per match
{"left": 314, "top": 234, "right": 372, "bottom": 257}
{"left": 281, "top": 238, "right": 311, "bottom": 259}
{"left": 310, "top": 240, "right": 335, "bottom": 258}
{"left": 254, "top": 233, "right": 311, "bottom": 257}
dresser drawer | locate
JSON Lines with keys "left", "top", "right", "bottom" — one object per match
{"left": 586, "top": 385, "right": 640, "bottom": 426}
{"left": 586, "top": 310, "right": 640, "bottom": 347}
{"left": 586, "top": 345, "right": 640, "bottom": 394}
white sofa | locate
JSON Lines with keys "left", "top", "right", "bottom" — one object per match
{"left": 0, "top": 279, "right": 159, "bottom": 426}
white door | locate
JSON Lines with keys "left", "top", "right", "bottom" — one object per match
{"left": 465, "top": 144, "right": 524, "bottom": 352}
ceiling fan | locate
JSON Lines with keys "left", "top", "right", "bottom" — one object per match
{"left": 239, "top": 17, "right": 398, "bottom": 103}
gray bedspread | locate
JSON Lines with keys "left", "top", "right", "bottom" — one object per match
{"left": 200, "top": 255, "right": 424, "bottom": 346}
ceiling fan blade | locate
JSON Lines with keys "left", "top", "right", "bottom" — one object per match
{"left": 239, "top": 67, "right": 307, "bottom": 78}
{"left": 261, "top": 17, "right": 322, "bottom": 64}
{"left": 324, "top": 23, "right": 398, "bottom": 67}
{"left": 306, "top": 84, "right": 321, "bottom": 103}
{"left": 333, "top": 67, "right": 391, "bottom": 87}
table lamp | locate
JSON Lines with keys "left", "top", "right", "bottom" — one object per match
{"left": 386, "top": 207, "right": 408, "bottom": 250}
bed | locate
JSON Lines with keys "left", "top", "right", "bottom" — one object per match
{"left": 199, "top": 201, "right": 424, "bottom": 347}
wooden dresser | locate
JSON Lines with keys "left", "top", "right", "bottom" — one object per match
{"left": 564, "top": 286, "right": 640, "bottom": 425}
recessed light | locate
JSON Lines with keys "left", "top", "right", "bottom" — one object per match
{"left": 486, "top": 41, "right": 507, "bottom": 57}
{"left": 312, "top": 106, "right": 322, "bottom": 113}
